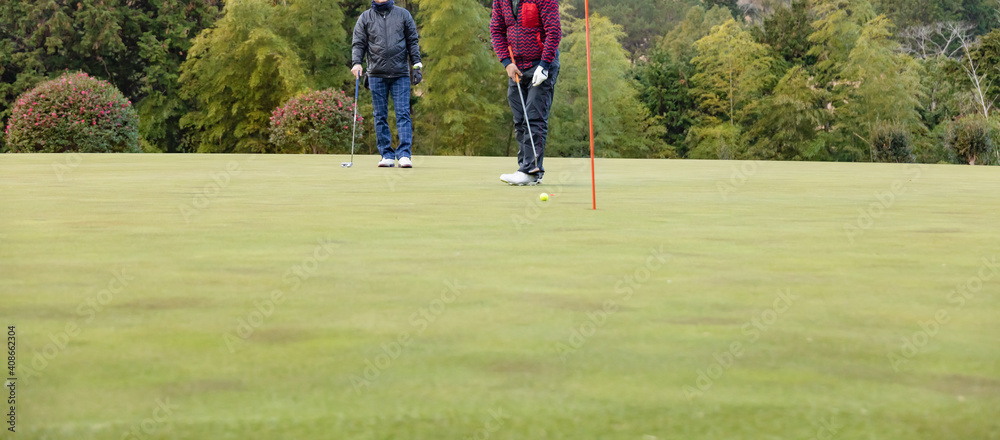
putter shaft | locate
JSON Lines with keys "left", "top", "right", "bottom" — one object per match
{"left": 507, "top": 47, "right": 541, "bottom": 173}
{"left": 513, "top": 73, "right": 540, "bottom": 173}
{"left": 349, "top": 76, "right": 359, "bottom": 165}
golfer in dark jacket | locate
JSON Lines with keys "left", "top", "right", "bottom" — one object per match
{"left": 352, "top": 0, "right": 422, "bottom": 168}
{"left": 491, "top": 0, "right": 561, "bottom": 185}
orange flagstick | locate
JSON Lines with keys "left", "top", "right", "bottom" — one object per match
{"left": 584, "top": 0, "right": 596, "bottom": 210}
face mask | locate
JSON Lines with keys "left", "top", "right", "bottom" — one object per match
{"left": 372, "top": 0, "right": 394, "bottom": 12}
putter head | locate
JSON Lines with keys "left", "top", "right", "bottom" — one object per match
{"left": 341, "top": 162, "right": 353, "bottom": 168}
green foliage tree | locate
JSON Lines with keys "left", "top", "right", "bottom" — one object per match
{"left": 180, "top": 0, "right": 307, "bottom": 153}
{"left": 893, "top": 22, "right": 970, "bottom": 162}
{"left": 840, "top": 15, "right": 924, "bottom": 160}
{"left": 180, "top": 0, "right": 346, "bottom": 153}
{"left": 0, "top": 0, "right": 221, "bottom": 153}
{"left": 5, "top": 0, "right": 997, "bottom": 160}
{"left": 970, "top": 29, "right": 1000, "bottom": 109}
{"left": 5, "top": 72, "right": 140, "bottom": 153}
{"left": 686, "top": 122, "right": 743, "bottom": 159}
{"left": 564, "top": 0, "right": 698, "bottom": 57}
{"left": 614, "top": 99, "right": 674, "bottom": 158}
{"left": 132, "top": 1, "right": 223, "bottom": 153}
{"left": 751, "top": 0, "right": 816, "bottom": 66}
{"left": 0, "top": 0, "right": 126, "bottom": 116}
{"left": 807, "top": 0, "right": 876, "bottom": 84}
{"left": 269, "top": 89, "right": 360, "bottom": 154}
{"left": 703, "top": 0, "right": 742, "bottom": 18}
{"left": 691, "top": 19, "right": 777, "bottom": 127}
{"left": 274, "top": 0, "right": 351, "bottom": 91}
{"left": 872, "top": 0, "right": 998, "bottom": 35}
{"left": 869, "top": 122, "right": 915, "bottom": 162}
{"left": 947, "top": 114, "right": 1000, "bottom": 164}
{"left": 688, "top": 19, "right": 777, "bottom": 159}
{"left": 918, "top": 55, "right": 964, "bottom": 128}
{"left": 658, "top": 5, "right": 733, "bottom": 64}
{"left": 748, "top": 66, "right": 830, "bottom": 160}
{"left": 635, "top": 49, "right": 697, "bottom": 151}
{"left": 414, "top": 0, "right": 506, "bottom": 155}
{"left": 550, "top": 13, "right": 671, "bottom": 158}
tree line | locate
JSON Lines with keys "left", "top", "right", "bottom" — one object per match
{"left": 2, "top": 0, "right": 999, "bottom": 163}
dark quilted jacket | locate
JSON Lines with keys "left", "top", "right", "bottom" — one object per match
{"left": 352, "top": 6, "right": 421, "bottom": 78}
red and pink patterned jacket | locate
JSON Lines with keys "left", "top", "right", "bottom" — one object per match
{"left": 489, "top": 0, "right": 561, "bottom": 71}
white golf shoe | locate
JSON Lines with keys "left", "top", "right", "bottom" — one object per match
{"left": 399, "top": 157, "right": 412, "bottom": 168}
{"left": 377, "top": 157, "right": 395, "bottom": 167}
{"left": 499, "top": 171, "right": 539, "bottom": 186}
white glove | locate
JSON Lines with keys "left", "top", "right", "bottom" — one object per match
{"left": 413, "top": 62, "right": 423, "bottom": 70}
{"left": 531, "top": 67, "right": 548, "bottom": 87}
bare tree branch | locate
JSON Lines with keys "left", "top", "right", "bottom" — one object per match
{"left": 899, "top": 21, "right": 973, "bottom": 60}
{"left": 956, "top": 30, "right": 996, "bottom": 117}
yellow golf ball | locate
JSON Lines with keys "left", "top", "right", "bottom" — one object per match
{"left": 540, "top": 193, "right": 549, "bottom": 201}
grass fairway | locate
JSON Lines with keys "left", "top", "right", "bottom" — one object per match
{"left": 2, "top": 154, "right": 999, "bottom": 439}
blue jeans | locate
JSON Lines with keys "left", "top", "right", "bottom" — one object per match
{"left": 369, "top": 76, "right": 412, "bottom": 160}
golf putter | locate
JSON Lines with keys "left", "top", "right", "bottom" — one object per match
{"left": 508, "top": 47, "right": 541, "bottom": 174}
{"left": 342, "top": 76, "right": 360, "bottom": 168}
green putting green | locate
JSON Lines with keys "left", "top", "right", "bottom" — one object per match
{"left": 1, "top": 154, "right": 998, "bottom": 439}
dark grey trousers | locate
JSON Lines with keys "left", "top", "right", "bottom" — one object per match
{"left": 508, "top": 59, "right": 559, "bottom": 178}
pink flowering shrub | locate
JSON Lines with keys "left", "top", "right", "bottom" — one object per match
{"left": 4, "top": 72, "right": 140, "bottom": 153}
{"left": 269, "top": 89, "right": 362, "bottom": 154}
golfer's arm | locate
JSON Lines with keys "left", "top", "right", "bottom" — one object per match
{"left": 538, "top": 0, "right": 561, "bottom": 70}
{"left": 489, "top": 1, "right": 512, "bottom": 66}
{"left": 405, "top": 14, "right": 421, "bottom": 66}
{"left": 351, "top": 17, "right": 368, "bottom": 66}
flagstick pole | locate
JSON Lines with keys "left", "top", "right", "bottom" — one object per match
{"left": 583, "top": 0, "right": 596, "bottom": 210}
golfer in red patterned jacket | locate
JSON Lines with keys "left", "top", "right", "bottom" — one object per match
{"left": 490, "top": 0, "right": 561, "bottom": 186}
